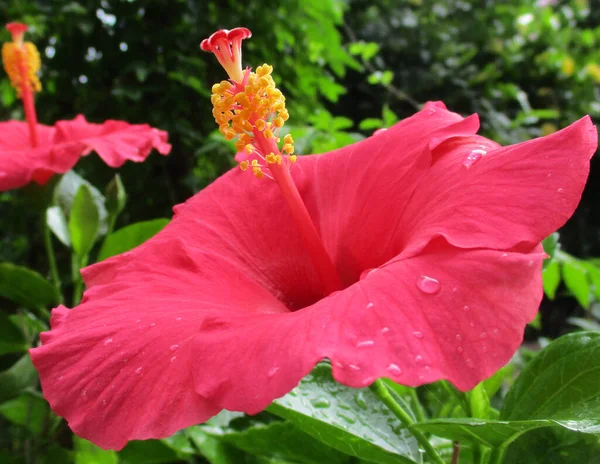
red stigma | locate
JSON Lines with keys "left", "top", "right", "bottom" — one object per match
{"left": 6, "top": 22, "right": 28, "bottom": 38}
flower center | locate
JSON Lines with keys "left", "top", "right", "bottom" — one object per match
{"left": 201, "top": 28, "right": 343, "bottom": 296}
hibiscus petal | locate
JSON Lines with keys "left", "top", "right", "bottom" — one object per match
{"left": 192, "top": 239, "right": 544, "bottom": 413}
{"left": 398, "top": 116, "right": 597, "bottom": 256}
{"left": 299, "top": 102, "right": 480, "bottom": 284}
{"left": 52, "top": 115, "right": 171, "bottom": 169}
{"left": 0, "top": 121, "right": 56, "bottom": 189}
{"left": 31, "top": 235, "right": 288, "bottom": 450}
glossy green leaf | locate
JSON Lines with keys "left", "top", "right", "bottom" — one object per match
{"left": 118, "top": 440, "right": 181, "bottom": 464}
{"left": 0, "top": 392, "right": 51, "bottom": 435}
{"left": 0, "top": 312, "right": 27, "bottom": 355}
{"left": 199, "top": 420, "right": 351, "bottom": 464}
{"left": 561, "top": 261, "right": 590, "bottom": 308}
{"left": 0, "top": 355, "right": 38, "bottom": 403}
{"left": 69, "top": 184, "right": 100, "bottom": 257}
{"left": 55, "top": 170, "right": 108, "bottom": 235}
{"left": 47, "top": 206, "right": 71, "bottom": 247}
{"left": 414, "top": 333, "right": 600, "bottom": 447}
{"left": 74, "top": 437, "right": 118, "bottom": 464}
{"left": 0, "top": 262, "right": 58, "bottom": 307}
{"left": 542, "top": 260, "right": 560, "bottom": 299}
{"left": 97, "top": 218, "right": 170, "bottom": 261}
{"left": 267, "top": 364, "right": 420, "bottom": 464}
{"left": 187, "top": 427, "right": 248, "bottom": 464}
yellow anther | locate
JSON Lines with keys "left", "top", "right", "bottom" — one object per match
{"left": 253, "top": 167, "right": 264, "bottom": 179}
{"left": 2, "top": 41, "right": 41, "bottom": 96}
{"left": 264, "top": 128, "right": 274, "bottom": 139}
{"left": 289, "top": 155, "right": 297, "bottom": 163}
{"left": 275, "top": 154, "right": 282, "bottom": 165}
{"left": 235, "top": 140, "right": 247, "bottom": 152}
{"left": 255, "top": 119, "right": 266, "bottom": 131}
{"left": 284, "top": 134, "right": 293, "bottom": 145}
{"left": 240, "top": 160, "right": 249, "bottom": 171}
{"left": 266, "top": 153, "right": 277, "bottom": 164}
{"left": 251, "top": 159, "right": 259, "bottom": 167}
{"left": 274, "top": 117, "right": 284, "bottom": 128}
{"left": 283, "top": 144, "right": 294, "bottom": 155}
{"left": 245, "top": 144, "right": 254, "bottom": 153}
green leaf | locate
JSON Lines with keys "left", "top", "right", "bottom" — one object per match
{"left": 0, "top": 312, "right": 27, "bottom": 355}
{"left": 0, "top": 355, "right": 38, "bottom": 403}
{"left": 542, "top": 233, "right": 559, "bottom": 266}
{"left": 198, "top": 420, "right": 351, "bottom": 464}
{"left": 267, "top": 364, "right": 420, "bottom": 464}
{"left": 55, "top": 171, "right": 108, "bottom": 236}
{"left": 119, "top": 440, "right": 180, "bottom": 464}
{"left": 542, "top": 260, "right": 560, "bottom": 300}
{"left": 69, "top": 185, "right": 100, "bottom": 257}
{"left": 0, "top": 392, "right": 51, "bottom": 435}
{"left": 561, "top": 261, "right": 590, "bottom": 308}
{"left": 0, "top": 262, "right": 58, "bottom": 307}
{"left": 414, "top": 332, "right": 600, "bottom": 447}
{"left": 74, "top": 437, "right": 118, "bottom": 464}
{"left": 105, "top": 174, "right": 127, "bottom": 217}
{"left": 47, "top": 206, "right": 71, "bottom": 247}
{"left": 187, "top": 427, "right": 248, "bottom": 464}
{"left": 358, "top": 118, "right": 384, "bottom": 131}
{"left": 97, "top": 219, "right": 170, "bottom": 261}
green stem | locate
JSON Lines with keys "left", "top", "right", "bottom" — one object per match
{"left": 370, "top": 380, "right": 445, "bottom": 464}
{"left": 42, "top": 215, "right": 63, "bottom": 305}
{"left": 408, "top": 388, "right": 427, "bottom": 424}
{"left": 71, "top": 253, "right": 88, "bottom": 306}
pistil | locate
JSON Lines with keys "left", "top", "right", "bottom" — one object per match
{"left": 202, "top": 28, "right": 344, "bottom": 296}
{"left": 2, "top": 22, "right": 41, "bottom": 147}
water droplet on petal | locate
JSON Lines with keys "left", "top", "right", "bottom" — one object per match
{"left": 463, "top": 305, "right": 470, "bottom": 311}
{"left": 81, "top": 390, "right": 87, "bottom": 397}
{"left": 104, "top": 338, "right": 113, "bottom": 346}
{"left": 480, "top": 332, "right": 487, "bottom": 339}
{"left": 412, "top": 331, "right": 423, "bottom": 339}
{"left": 366, "top": 302, "right": 374, "bottom": 309}
{"left": 170, "top": 356, "right": 177, "bottom": 363}
{"left": 135, "top": 367, "right": 143, "bottom": 374}
{"left": 135, "top": 319, "right": 141, "bottom": 323}
{"left": 102, "top": 399, "right": 107, "bottom": 407}
{"left": 492, "top": 328, "right": 499, "bottom": 335}
{"left": 381, "top": 327, "right": 390, "bottom": 334}
{"left": 362, "top": 377, "right": 375, "bottom": 386}
{"left": 268, "top": 366, "right": 280, "bottom": 377}
{"left": 373, "top": 128, "right": 387, "bottom": 136}
{"left": 170, "top": 344, "right": 179, "bottom": 352}
{"left": 334, "top": 361, "right": 343, "bottom": 369}
{"left": 311, "top": 397, "right": 331, "bottom": 408}
{"left": 463, "top": 149, "right": 486, "bottom": 168}
{"left": 387, "top": 363, "right": 403, "bottom": 376}
{"left": 150, "top": 323, "right": 156, "bottom": 327}
{"left": 357, "top": 340, "right": 374, "bottom": 348}
{"left": 176, "top": 317, "right": 182, "bottom": 321}
{"left": 457, "top": 346, "right": 464, "bottom": 354}
{"left": 414, "top": 355, "right": 423, "bottom": 363}
{"left": 456, "top": 334, "right": 462, "bottom": 341}
{"left": 349, "top": 364, "right": 360, "bottom": 371}
{"left": 416, "top": 275, "right": 440, "bottom": 294}
{"left": 557, "top": 188, "right": 564, "bottom": 193}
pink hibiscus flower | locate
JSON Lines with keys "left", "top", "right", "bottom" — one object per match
{"left": 30, "top": 28, "right": 596, "bottom": 450}
{"left": 0, "top": 23, "right": 171, "bottom": 191}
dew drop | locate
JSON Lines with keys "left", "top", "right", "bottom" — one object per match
{"left": 381, "top": 327, "right": 390, "bottom": 334}
{"left": 311, "top": 397, "right": 331, "bottom": 408}
{"left": 480, "top": 332, "right": 488, "bottom": 339}
{"left": 58, "top": 375, "right": 64, "bottom": 381}
{"left": 349, "top": 364, "right": 360, "bottom": 371}
{"left": 334, "top": 361, "right": 344, "bottom": 369}
{"left": 357, "top": 340, "right": 374, "bottom": 348}
{"left": 547, "top": 173, "right": 552, "bottom": 178}
{"left": 452, "top": 287, "right": 458, "bottom": 292}
{"left": 492, "top": 328, "right": 499, "bottom": 335}
{"left": 362, "top": 377, "right": 375, "bottom": 386}
{"left": 104, "top": 338, "right": 113, "bottom": 346}
{"left": 170, "top": 356, "right": 177, "bottom": 363}
{"left": 102, "top": 399, "right": 107, "bottom": 407}
{"left": 373, "top": 128, "right": 387, "bottom": 136}
{"left": 135, "top": 367, "right": 143, "bottom": 374}
{"left": 150, "top": 323, "right": 156, "bottom": 327}
{"left": 414, "top": 355, "right": 423, "bottom": 363}
{"left": 557, "top": 187, "right": 564, "bottom": 193}
{"left": 135, "top": 319, "right": 141, "bottom": 323}
{"left": 457, "top": 346, "right": 464, "bottom": 354}
{"left": 463, "top": 149, "right": 486, "bottom": 168}
{"left": 355, "top": 392, "right": 368, "bottom": 409}
{"left": 366, "top": 302, "right": 374, "bottom": 309}
{"left": 412, "top": 331, "right": 423, "bottom": 339}
{"left": 387, "top": 363, "right": 403, "bottom": 376}
{"left": 176, "top": 317, "right": 182, "bottom": 321}
{"left": 81, "top": 390, "right": 87, "bottom": 397}
{"left": 463, "top": 305, "right": 470, "bottom": 311}
{"left": 268, "top": 366, "right": 280, "bottom": 377}
{"left": 456, "top": 334, "right": 462, "bottom": 341}
{"left": 337, "top": 413, "right": 357, "bottom": 424}
{"left": 170, "top": 344, "right": 179, "bottom": 352}
{"left": 416, "top": 275, "right": 440, "bottom": 294}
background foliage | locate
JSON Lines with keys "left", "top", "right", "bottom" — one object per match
{"left": 1, "top": 0, "right": 600, "bottom": 463}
